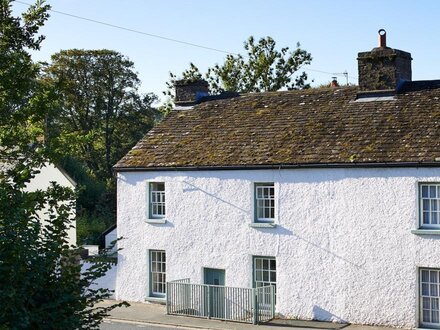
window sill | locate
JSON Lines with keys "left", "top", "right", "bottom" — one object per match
{"left": 411, "top": 229, "right": 440, "bottom": 235}
{"left": 249, "top": 223, "right": 277, "bottom": 228}
{"left": 145, "top": 296, "right": 166, "bottom": 305}
{"left": 146, "top": 219, "right": 167, "bottom": 224}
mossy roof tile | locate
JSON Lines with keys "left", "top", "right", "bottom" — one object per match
{"left": 115, "top": 86, "right": 440, "bottom": 170}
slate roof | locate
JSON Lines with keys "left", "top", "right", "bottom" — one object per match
{"left": 115, "top": 82, "right": 440, "bottom": 170}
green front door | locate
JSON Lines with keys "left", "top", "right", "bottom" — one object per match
{"left": 204, "top": 268, "right": 225, "bottom": 318}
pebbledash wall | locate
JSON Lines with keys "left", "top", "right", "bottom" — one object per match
{"left": 115, "top": 166, "right": 440, "bottom": 328}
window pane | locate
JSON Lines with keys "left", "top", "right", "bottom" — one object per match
{"left": 433, "top": 298, "right": 439, "bottom": 310}
{"left": 256, "top": 271, "right": 262, "bottom": 281}
{"left": 256, "top": 258, "right": 262, "bottom": 269}
{"left": 431, "top": 284, "right": 439, "bottom": 296}
{"left": 270, "top": 207, "right": 275, "bottom": 219}
{"left": 263, "top": 259, "right": 269, "bottom": 270}
{"left": 423, "top": 283, "right": 430, "bottom": 295}
{"left": 431, "top": 186, "right": 437, "bottom": 198}
{"left": 270, "top": 271, "right": 276, "bottom": 282}
{"left": 432, "top": 311, "right": 439, "bottom": 324}
{"left": 263, "top": 270, "right": 269, "bottom": 281}
{"left": 423, "top": 212, "right": 430, "bottom": 224}
{"left": 423, "top": 270, "right": 430, "bottom": 282}
{"left": 432, "top": 213, "right": 438, "bottom": 224}
{"left": 423, "top": 309, "right": 431, "bottom": 323}
{"left": 422, "top": 186, "right": 429, "bottom": 198}
{"left": 423, "top": 199, "right": 430, "bottom": 211}
{"left": 431, "top": 271, "right": 439, "bottom": 284}
{"left": 424, "top": 297, "right": 431, "bottom": 309}
{"left": 258, "top": 207, "right": 263, "bottom": 219}
{"left": 270, "top": 259, "right": 276, "bottom": 270}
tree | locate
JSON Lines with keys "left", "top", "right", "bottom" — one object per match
{"left": 44, "top": 49, "right": 160, "bottom": 180}
{"left": 43, "top": 50, "right": 161, "bottom": 244}
{"left": 208, "top": 36, "right": 312, "bottom": 93}
{"left": 0, "top": 1, "right": 127, "bottom": 328}
{"left": 163, "top": 36, "right": 312, "bottom": 106}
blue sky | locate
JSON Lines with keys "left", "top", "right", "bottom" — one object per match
{"left": 13, "top": 0, "right": 440, "bottom": 103}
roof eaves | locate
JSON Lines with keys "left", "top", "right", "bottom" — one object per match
{"left": 113, "top": 161, "right": 440, "bottom": 172}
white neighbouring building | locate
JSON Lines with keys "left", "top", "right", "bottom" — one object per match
{"left": 0, "top": 160, "right": 77, "bottom": 246}
{"left": 114, "top": 32, "right": 440, "bottom": 328}
{"left": 25, "top": 162, "right": 77, "bottom": 246}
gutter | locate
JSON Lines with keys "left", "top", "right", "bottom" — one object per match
{"left": 113, "top": 161, "right": 440, "bottom": 172}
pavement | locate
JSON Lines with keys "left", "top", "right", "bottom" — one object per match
{"left": 98, "top": 300, "right": 394, "bottom": 330}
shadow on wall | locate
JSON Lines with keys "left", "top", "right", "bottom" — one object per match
{"left": 258, "top": 225, "right": 293, "bottom": 235}
{"left": 312, "top": 305, "right": 348, "bottom": 324}
{"left": 294, "top": 234, "right": 364, "bottom": 270}
{"left": 183, "top": 181, "right": 250, "bottom": 214}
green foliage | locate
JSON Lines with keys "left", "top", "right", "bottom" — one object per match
{"left": 208, "top": 36, "right": 312, "bottom": 93}
{"left": 42, "top": 49, "right": 162, "bottom": 244}
{"left": 164, "top": 36, "right": 312, "bottom": 107}
{"left": 44, "top": 49, "right": 161, "bottom": 180}
{"left": 59, "top": 156, "right": 114, "bottom": 245}
{"left": 0, "top": 1, "right": 127, "bottom": 328}
{"left": 76, "top": 214, "right": 108, "bottom": 246}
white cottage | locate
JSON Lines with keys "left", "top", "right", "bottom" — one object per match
{"left": 114, "top": 31, "right": 440, "bottom": 328}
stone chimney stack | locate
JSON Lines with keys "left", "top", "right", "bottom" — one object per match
{"left": 357, "top": 29, "right": 412, "bottom": 91}
{"left": 174, "top": 79, "right": 209, "bottom": 106}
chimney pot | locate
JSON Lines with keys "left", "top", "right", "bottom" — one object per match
{"left": 378, "top": 29, "right": 386, "bottom": 47}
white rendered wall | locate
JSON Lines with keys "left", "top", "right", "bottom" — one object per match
{"left": 82, "top": 262, "right": 117, "bottom": 298}
{"left": 26, "top": 162, "right": 77, "bottom": 246}
{"left": 116, "top": 167, "right": 440, "bottom": 328}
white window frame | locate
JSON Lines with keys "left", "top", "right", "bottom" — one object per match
{"left": 149, "top": 182, "right": 165, "bottom": 219}
{"left": 419, "top": 183, "right": 440, "bottom": 229}
{"left": 420, "top": 268, "right": 440, "bottom": 327}
{"left": 149, "top": 250, "right": 166, "bottom": 297}
{"left": 253, "top": 256, "right": 276, "bottom": 303}
{"left": 254, "top": 183, "right": 275, "bottom": 223}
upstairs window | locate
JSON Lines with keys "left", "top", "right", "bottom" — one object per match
{"left": 420, "top": 183, "right": 440, "bottom": 228}
{"left": 149, "top": 182, "right": 165, "bottom": 218}
{"left": 255, "top": 183, "right": 275, "bottom": 223}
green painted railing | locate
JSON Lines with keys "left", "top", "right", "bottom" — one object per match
{"left": 166, "top": 279, "right": 275, "bottom": 324}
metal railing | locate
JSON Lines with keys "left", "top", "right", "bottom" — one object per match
{"left": 166, "top": 280, "right": 275, "bottom": 324}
